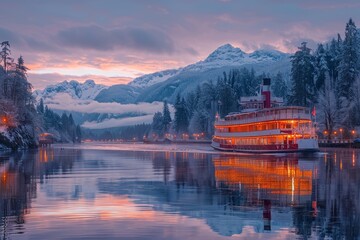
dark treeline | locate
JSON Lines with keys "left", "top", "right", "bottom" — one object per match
{"left": 36, "top": 99, "right": 82, "bottom": 143}
{"left": 82, "top": 124, "right": 151, "bottom": 141}
{"left": 0, "top": 41, "right": 83, "bottom": 148}
{"left": 150, "top": 18, "right": 360, "bottom": 140}
{"left": 0, "top": 41, "right": 35, "bottom": 127}
{"left": 0, "top": 41, "right": 38, "bottom": 149}
{"left": 290, "top": 18, "right": 360, "bottom": 139}
{"left": 150, "top": 68, "right": 288, "bottom": 139}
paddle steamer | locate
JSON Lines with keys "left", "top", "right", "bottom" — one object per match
{"left": 211, "top": 78, "right": 319, "bottom": 153}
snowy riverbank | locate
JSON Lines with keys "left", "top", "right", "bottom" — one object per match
{"left": 0, "top": 125, "right": 37, "bottom": 150}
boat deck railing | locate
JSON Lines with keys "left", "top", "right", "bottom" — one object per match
{"left": 215, "top": 127, "right": 316, "bottom": 137}
{"left": 218, "top": 111, "right": 311, "bottom": 126}
{"left": 219, "top": 143, "right": 299, "bottom": 151}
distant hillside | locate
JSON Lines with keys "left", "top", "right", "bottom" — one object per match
{"left": 94, "top": 84, "right": 141, "bottom": 103}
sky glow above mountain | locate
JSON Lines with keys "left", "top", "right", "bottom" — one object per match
{"left": 2, "top": 0, "right": 360, "bottom": 89}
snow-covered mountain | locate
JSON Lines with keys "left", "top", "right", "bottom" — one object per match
{"left": 33, "top": 79, "right": 108, "bottom": 101}
{"left": 134, "top": 44, "right": 291, "bottom": 102}
{"left": 183, "top": 44, "right": 288, "bottom": 71}
{"left": 129, "top": 69, "right": 179, "bottom": 88}
{"left": 33, "top": 43, "right": 291, "bottom": 130}
{"left": 35, "top": 44, "right": 289, "bottom": 104}
{"left": 129, "top": 44, "right": 289, "bottom": 89}
{"left": 94, "top": 84, "right": 141, "bottom": 104}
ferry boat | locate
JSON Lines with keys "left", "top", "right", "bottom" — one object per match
{"left": 211, "top": 78, "right": 319, "bottom": 153}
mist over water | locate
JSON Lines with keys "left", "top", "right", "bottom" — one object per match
{"left": 0, "top": 144, "right": 358, "bottom": 239}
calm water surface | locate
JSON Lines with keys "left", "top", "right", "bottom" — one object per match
{"left": 0, "top": 143, "right": 359, "bottom": 239}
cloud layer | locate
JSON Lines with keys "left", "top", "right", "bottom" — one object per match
{"left": 0, "top": 1, "right": 358, "bottom": 88}
{"left": 82, "top": 115, "right": 154, "bottom": 129}
{"left": 46, "top": 93, "right": 165, "bottom": 114}
{"left": 56, "top": 26, "right": 174, "bottom": 53}
{"left": 44, "top": 93, "right": 173, "bottom": 129}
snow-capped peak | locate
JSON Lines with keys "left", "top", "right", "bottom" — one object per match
{"left": 33, "top": 79, "right": 108, "bottom": 102}
{"left": 204, "top": 43, "right": 245, "bottom": 63}
{"left": 83, "top": 79, "right": 96, "bottom": 86}
{"left": 183, "top": 44, "right": 288, "bottom": 71}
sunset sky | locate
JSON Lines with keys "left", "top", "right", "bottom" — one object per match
{"left": 2, "top": 0, "right": 359, "bottom": 89}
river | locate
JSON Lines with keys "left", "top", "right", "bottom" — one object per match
{"left": 0, "top": 143, "right": 358, "bottom": 239}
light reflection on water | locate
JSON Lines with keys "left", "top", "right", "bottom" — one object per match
{"left": 0, "top": 144, "right": 359, "bottom": 239}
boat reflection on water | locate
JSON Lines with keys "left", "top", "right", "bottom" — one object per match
{"left": 135, "top": 151, "right": 319, "bottom": 236}
{"left": 214, "top": 154, "right": 315, "bottom": 204}
{"left": 213, "top": 154, "right": 318, "bottom": 232}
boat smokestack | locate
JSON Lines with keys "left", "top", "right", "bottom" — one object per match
{"left": 262, "top": 78, "right": 271, "bottom": 108}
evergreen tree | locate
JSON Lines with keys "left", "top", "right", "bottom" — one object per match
{"left": 76, "top": 125, "right": 82, "bottom": 143}
{"left": 0, "top": 41, "right": 13, "bottom": 72}
{"left": 338, "top": 19, "right": 359, "bottom": 98}
{"left": 151, "top": 112, "right": 164, "bottom": 137}
{"left": 162, "top": 100, "right": 171, "bottom": 133}
{"left": 173, "top": 94, "right": 189, "bottom": 134}
{"left": 351, "top": 78, "right": 360, "bottom": 126}
{"left": 289, "top": 42, "right": 315, "bottom": 107}
{"left": 186, "top": 92, "right": 197, "bottom": 118}
{"left": 61, "top": 113, "right": 69, "bottom": 130}
{"left": 198, "top": 81, "right": 217, "bottom": 111}
{"left": 186, "top": 85, "right": 201, "bottom": 118}
{"left": 232, "top": 68, "right": 258, "bottom": 98}
{"left": 11, "top": 57, "right": 33, "bottom": 108}
{"left": 271, "top": 72, "right": 287, "bottom": 99}
{"left": 243, "top": 68, "right": 258, "bottom": 97}
{"left": 337, "top": 18, "right": 359, "bottom": 126}
{"left": 68, "top": 114, "right": 76, "bottom": 142}
{"left": 326, "top": 35, "right": 342, "bottom": 88}
{"left": 338, "top": 18, "right": 358, "bottom": 100}
{"left": 314, "top": 44, "right": 328, "bottom": 92}
{"left": 37, "top": 98, "right": 45, "bottom": 114}
{"left": 44, "top": 105, "right": 49, "bottom": 115}
{"left": 68, "top": 114, "right": 75, "bottom": 126}
{"left": 15, "top": 56, "right": 28, "bottom": 76}
{"left": 217, "top": 75, "right": 236, "bottom": 117}
{"left": 188, "top": 109, "right": 209, "bottom": 136}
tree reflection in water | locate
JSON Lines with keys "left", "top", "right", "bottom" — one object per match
{"left": 0, "top": 148, "right": 79, "bottom": 239}
{"left": 316, "top": 149, "right": 360, "bottom": 240}
{"left": 150, "top": 150, "right": 360, "bottom": 239}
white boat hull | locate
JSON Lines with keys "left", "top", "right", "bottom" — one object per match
{"left": 211, "top": 139, "right": 319, "bottom": 153}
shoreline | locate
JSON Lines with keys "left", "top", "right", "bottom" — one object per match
{"left": 319, "top": 142, "right": 360, "bottom": 148}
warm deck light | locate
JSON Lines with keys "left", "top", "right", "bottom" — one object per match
{"left": 2, "top": 172, "right": 6, "bottom": 183}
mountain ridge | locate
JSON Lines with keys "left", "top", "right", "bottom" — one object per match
{"left": 34, "top": 43, "right": 290, "bottom": 104}
{"left": 33, "top": 79, "right": 108, "bottom": 101}
{"left": 33, "top": 43, "right": 291, "bottom": 129}
{"left": 128, "top": 44, "right": 289, "bottom": 89}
